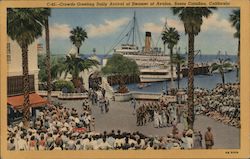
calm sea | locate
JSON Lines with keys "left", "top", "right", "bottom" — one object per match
{"left": 107, "top": 54, "right": 238, "bottom": 92}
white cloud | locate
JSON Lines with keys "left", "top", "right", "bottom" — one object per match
{"left": 160, "top": 18, "right": 185, "bottom": 32}
{"left": 86, "top": 18, "right": 129, "bottom": 38}
{"left": 142, "top": 13, "right": 236, "bottom": 35}
{"left": 142, "top": 22, "right": 163, "bottom": 33}
{"left": 48, "top": 23, "right": 71, "bottom": 39}
{"left": 202, "top": 13, "right": 235, "bottom": 34}
{"left": 142, "top": 18, "right": 184, "bottom": 34}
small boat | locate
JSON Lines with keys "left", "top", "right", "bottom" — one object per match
{"left": 145, "top": 83, "right": 152, "bottom": 87}
{"left": 137, "top": 83, "right": 144, "bottom": 89}
{"left": 137, "top": 83, "right": 151, "bottom": 89}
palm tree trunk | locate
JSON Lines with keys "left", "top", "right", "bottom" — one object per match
{"left": 77, "top": 47, "right": 80, "bottom": 56}
{"left": 22, "top": 44, "right": 30, "bottom": 128}
{"left": 164, "top": 44, "right": 166, "bottom": 54}
{"left": 221, "top": 71, "right": 225, "bottom": 85}
{"left": 187, "top": 33, "right": 195, "bottom": 130}
{"left": 45, "top": 17, "right": 52, "bottom": 103}
{"left": 236, "top": 38, "right": 240, "bottom": 81}
{"left": 177, "top": 63, "right": 180, "bottom": 90}
{"left": 170, "top": 48, "right": 174, "bottom": 93}
{"left": 119, "top": 75, "right": 125, "bottom": 86}
{"left": 164, "top": 44, "right": 168, "bottom": 91}
{"left": 72, "top": 76, "right": 80, "bottom": 89}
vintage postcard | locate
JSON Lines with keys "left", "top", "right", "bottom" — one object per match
{"left": 0, "top": 0, "right": 250, "bottom": 158}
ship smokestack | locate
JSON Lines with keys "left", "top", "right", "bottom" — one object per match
{"left": 144, "top": 32, "right": 151, "bottom": 52}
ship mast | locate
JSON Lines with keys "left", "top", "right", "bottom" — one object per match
{"left": 132, "top": 11, "right": 136, "bottom": 45}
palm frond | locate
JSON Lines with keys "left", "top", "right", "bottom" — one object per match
{"left": 211, "top": 63, "right": 220, "bottom": 72}
{"left": 7, "top": 9, "right": 44, "bottom": 46}
{"left": 223, "top": 62, "right": 233, "bottom": 68}
{"left": 171, "top": 7, "right": 216, "bottom": 35}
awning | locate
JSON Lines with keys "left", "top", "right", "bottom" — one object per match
{"left": 7, "top": 93, "right": 48, "bottom": 109}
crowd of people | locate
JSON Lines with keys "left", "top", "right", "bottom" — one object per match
{"left": 8, "top": 115, "right": 211, "bottom": 151}
{"left": 194, "top": 83, "right": 240, "bottom": 128}
{"left": 88, "top": 88, "right": 110, "bottom": 114}
{"left": 7, "top": 102, "right": 95, "bottom": 150}
{"left": 7, "top": 95, "right": 215, "bottom": 151}
{"left": 135, "top": 99, "right": 187, "bottom": 130}
{"left": 8, "top": 82, "right": 239, "bottom": 151}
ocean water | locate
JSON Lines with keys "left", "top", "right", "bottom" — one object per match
{"left": 80, "top": 54, "right": 238, "bottom": 92}
{"left": 109, "top": 54, "right": 238, "bottom": 93}
{"left": 112, "top": 70, "right": 237, "bottom": 93}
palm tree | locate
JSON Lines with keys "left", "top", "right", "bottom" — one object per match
{"left": 64, "top": 54, "right": 99, "bottom": 89}
{"left": 37, "top": 8, "right": 52, "bottom": 103}
{"left": 211, "top": 58, "right": 233, "bottom": 85}
{"left": 229, "top": 9, "right": 240, "bottom": 80}
{"left": 7, "top": 9, "right": 44, "bottom": 128}
{"left": 70, "top": 26, "right": 88, "bottom": 55}
{"left": 162, "top": 27, "right": 180, "bottom": 92}
{"left": 172, "top": 7, "right": 216, "bottom": 129}
{"left": 38, "top": 56, "right": 66, "bottom": 83}
{"left": 51, "top": 57, "right": 66, "bottom": 80}
{"left": 173, "top": 53, "right": 186, "bottom": 90}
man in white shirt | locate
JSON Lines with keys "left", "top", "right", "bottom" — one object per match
{"left": 85, "top": 114, "right": 91, "bottom": 131}
{"left": 18, "top": 122, "right": 24, "bottom": 128}
{"left": 81, "top": 135, "right": 90, "bottom": 150}
{"left": 66, "top": 136, "right": 76, "bottom": 150}
{"left": 85, "top": 137, "right": 94, "bottom": 150}
{"left": 98, "top": 138, "right": 112, "bottom": 150}
{"left": 16, "top": 134, "right": 28, "bottom": 151}
{"left": 186, "top": 134, "right": 194, "bottom": 149}
{"left": 106, "top": 134, "right": 116, "bottom": 148}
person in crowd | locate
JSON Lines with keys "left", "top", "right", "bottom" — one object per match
{"left": 91, "top": 117, "right": 95, "bottom": 132}
{"left": 205, "top": 127, "right": 214, "bottom": 149}
{"left": 38, "top": 135, "right": 46, "bottom": 150}
{"left": 85, "top": 113, "right": 91, "bottom": 132}
{"left": 193, "top": 131, "right": 202, "bottom": 149}
{"left": 7, "top": 138, "right": 15, "bottom": 151}
{"left": 29, "top": 136, "right": 37, "bottom": 150}
{"left": 153, "top": 110, "right": 159, "bottom": 128}
{"left": 16, "top": 134, "right": 28, "bottom": 151}
{"left": 46, "top": 133, "right": 55, "bottom": 150}
{"left": 101, "top": 88, "right": 106, "bottom": 98}
{"left": 105, "top": 97, "right": 110, "bottom": 113}
{"left": 185, "top": 130, "right": 194, "bottom": 149}
{"left": 131, "top": 98, "right": 137, "bottom": 115}
{"left": 182, "top": 111, "right": 188, "bottom": 130}
{"left": 98, "top": 138, "right": 112, "bottom": 150}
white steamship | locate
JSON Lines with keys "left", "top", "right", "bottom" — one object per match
{"left": 113, "top": 13, "right": 177, "bottom": 83}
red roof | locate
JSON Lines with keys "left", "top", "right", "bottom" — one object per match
{"left": 7, "top": 93, "right": 48, "bottom": 109}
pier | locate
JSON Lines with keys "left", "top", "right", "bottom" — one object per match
{"left": 181, "top": 63, "right": 210, "bottom": 77}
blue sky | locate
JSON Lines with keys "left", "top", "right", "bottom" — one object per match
{"left": 39, "top": 8, "right": 239, "bottom": 55}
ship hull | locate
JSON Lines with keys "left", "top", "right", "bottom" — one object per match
{"left": 140, "top": 78, "right": 167, "bottom": 83}
{"left": 139, "top": 75, "right": 176, "bottom": 83}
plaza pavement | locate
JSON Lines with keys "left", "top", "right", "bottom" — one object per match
{"left": 53, "top": 98, "right": 240, "bottom": 149}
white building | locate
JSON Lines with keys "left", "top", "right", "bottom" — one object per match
{"left": 7, "top": 37, "right": 47, "bottom": 125}
{"left": 7, "top": 37, "right": 40, "bottom": 93}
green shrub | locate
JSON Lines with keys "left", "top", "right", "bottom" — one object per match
{"left": 54, "top": 80, "right": 74, "bottom": 93}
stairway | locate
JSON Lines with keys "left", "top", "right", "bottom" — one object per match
{"left": 101, "top": 77, "right": 114, "bottom": 99}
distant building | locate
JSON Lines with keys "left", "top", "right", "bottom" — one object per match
{"left": 7, "top": 38, "right": 47, "bottom": 125}
{"left": 7, "top": 37, "right": 40, "bottom": 92}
